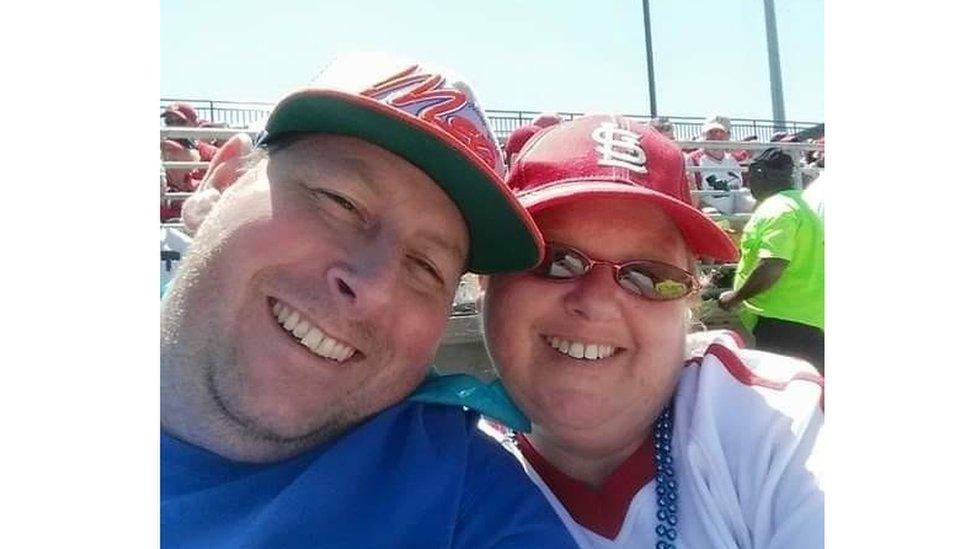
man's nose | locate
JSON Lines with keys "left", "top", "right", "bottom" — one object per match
{"left": 325, "top": 235, "right": 400, "bottom": 315}
{"left": 562, "top": 264, "right": 623, "bottom": 323}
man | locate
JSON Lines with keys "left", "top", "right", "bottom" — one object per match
{"left": 718, "top": 148, "right": 825, "bottom": 373}
{"left": 160, "top": 53, "right": 574, "bottom": 548}
{"left": 686, "top": 115, "right": 753, "bottom": 215}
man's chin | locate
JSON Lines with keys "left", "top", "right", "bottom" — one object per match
{"left": 206, "top": 365, "right": 356, "bottom": 447}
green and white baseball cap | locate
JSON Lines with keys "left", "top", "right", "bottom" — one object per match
{"left": 256, "top": 53, "right": 543, "bottom": 274}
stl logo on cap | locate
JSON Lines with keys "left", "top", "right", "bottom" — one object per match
{"left": 362, "top": 66, "right": 500, "bottom": 172}
{"left": 592, "top": 121, "right": 648, "bottom": 174}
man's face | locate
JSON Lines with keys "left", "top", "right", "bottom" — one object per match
{"left": 162, "top": 135, "right": 469, "bottom": 445}
{"left": 748, "top": 164, "right": 791, "bottom": 201}
{"left": 704, "top": 128, "right": 730, "bottom": 157}
{"left": 483, "top": 198, "right": 690, "bottom": 450}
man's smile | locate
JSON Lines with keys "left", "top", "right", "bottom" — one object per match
{"left": 271, "top": 298, "right": 359, "bottom": 363}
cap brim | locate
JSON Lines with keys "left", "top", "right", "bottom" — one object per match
{"left": 518, "top": 181, "right": 739, "bottom": 262}
{"left": 261, "top": 90, "right": 543, "bottom": 274}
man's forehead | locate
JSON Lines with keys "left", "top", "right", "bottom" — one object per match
{"left": 274, "top": 135, "right": 391, "bottom": 174}
{"left": 271, "top": 134, "right": 469, "bottom": 258}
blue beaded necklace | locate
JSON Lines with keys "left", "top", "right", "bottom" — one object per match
{"left": 509, "top": 404, "right": 678, "bottom": 547}
{"left": 653, "top": 404, "right": 678, "bottom": 548}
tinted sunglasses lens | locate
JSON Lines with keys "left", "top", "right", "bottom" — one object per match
{"left": 541, "top": 246, "right": 589, "bottom": 279}
{"left": 617, "top": 262, "right": 693, "bottom": 300}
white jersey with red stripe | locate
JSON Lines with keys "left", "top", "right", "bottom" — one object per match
{"left": 481, "top": 332, "right": 824, "bottom": 548}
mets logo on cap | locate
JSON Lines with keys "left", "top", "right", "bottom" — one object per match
{"left": 360, "top": 65, "right": 501, "bottom": 173}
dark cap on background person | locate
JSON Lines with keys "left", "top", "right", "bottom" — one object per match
{"left": 747, "top": 148, "right": 795, "bottom": 200}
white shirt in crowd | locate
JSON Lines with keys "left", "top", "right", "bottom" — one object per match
{"left": 803, "top": 172, "right": 825, "bottom": 224}
{"left": 161, "top": 227, "right": 191, "bottom": 289}
{"left": 690, "top": 153, "right": 752, "bottom": 215}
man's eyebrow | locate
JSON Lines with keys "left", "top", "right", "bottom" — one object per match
{"left": 313, "top": 156, "right": 382, "bottom": 194}
{"left": 416, "top": 229, "right": 466, "bottom": 267}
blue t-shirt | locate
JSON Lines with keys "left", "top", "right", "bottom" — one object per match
{"left": 161, "top": 401, "right": 575, "bottom": 548}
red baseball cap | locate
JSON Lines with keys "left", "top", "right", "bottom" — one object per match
{"left": 530, "top": 113, "right": 563, "bottom": 128}
{"left": 504, "top": 125, "right": 543, "bottom": 161}
{"left": 160, "top": 103, "right": 200, "bottom": 126}
{"left": 506, "top": 115, "right": 738, "bottom": 262}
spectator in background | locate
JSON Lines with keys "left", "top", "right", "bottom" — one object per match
{"left": 198, "top": 120, "right": 230, "bottom": 149}
{"left": 161, "top": 102, "right": 200, "bottom": 128}
{"left": 161, "top": 103, "right": 202, "bottom": 150}
{"left": 160, "top": 167, "right": 182, "bottom": 222}
{"left": 798, "top": 136, "right": 824, "bottom": 188}
{"left": 718, "top": 148, "right": 824, "bottom": 374}
{"left": 160, "top": 103, "right": 204, "bottom": 221}
{"left": 530, "top": 112, "right": 562, "bottom": 128}
{"left": 160, "top": 103, "right": 219, "bottom": 212}
{"left": 732, "top": 134, "right": 758, "bottom": 162}
{"left": 802, "top": 137, "right": 825, "bottom": 219}
{"left": 686, "top": 116, "right": 753, "bottom": 216}
{"left": 504, "top": 124, "right": 544, "bottom": 166}
{"left": 160, "top": 138, "right": 202, "bottom": 193}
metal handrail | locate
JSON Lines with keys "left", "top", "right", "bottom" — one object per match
{"left": 676, "top": 140, "right": 822, "bottom": 151}
{"left": 160, "top": 99, "right": 824, "bottom": 142}
{"left": 161, "top": 128, "right": 257, "bottom": 140}
{"left": 161, "top": 161, "right": 210, "bottom": 170}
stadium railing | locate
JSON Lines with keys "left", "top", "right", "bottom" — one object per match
{"left": 161, "top": 99, "right": 822, "bottom": 143}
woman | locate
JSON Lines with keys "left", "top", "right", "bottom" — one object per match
{"left": 477, "top": 116, "right": 824, "bottom": 548}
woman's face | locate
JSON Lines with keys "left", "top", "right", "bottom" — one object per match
{"left": 483, "top": 196, "right": 692, "bottom": 449}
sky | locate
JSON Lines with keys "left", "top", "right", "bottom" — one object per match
{"left": 161, "top": 0, "right": 823, "bottom": 122}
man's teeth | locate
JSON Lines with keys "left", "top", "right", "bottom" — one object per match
{"left": 273, "top": 301, "right": 356, "bottom": 362}
{"left": 546, "top": 336, "right": 618, "bottom": 360}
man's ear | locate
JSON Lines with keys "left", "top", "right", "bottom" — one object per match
{"left": 181, "top": 133, "right": 253, "bottom": 235}
{"left": 205, "top": 133, "right": 253, "bottom": 191}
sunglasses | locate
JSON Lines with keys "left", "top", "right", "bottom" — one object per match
{"left": 533, "top": 243, "right": 699, "bottom": 301}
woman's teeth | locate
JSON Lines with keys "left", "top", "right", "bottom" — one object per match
{"left": 272, "top": 300, "right": 356, "bottom": 363}
{"left": 546, "top": 336, "right": 618, "bottom": 361}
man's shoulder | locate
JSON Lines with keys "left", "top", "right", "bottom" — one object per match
{"left": 750, "top": 192, "right": 804, "bottom": 224}
{"left": 371, "top": 401, "right": 527, "bottom": 469}
{"left": 351, "top": 400, "right": 483, "bottom": 448}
